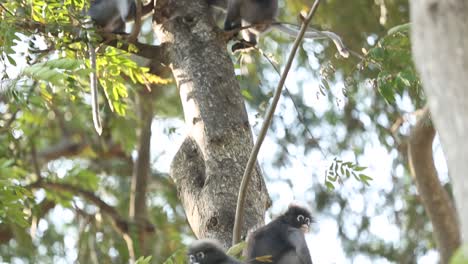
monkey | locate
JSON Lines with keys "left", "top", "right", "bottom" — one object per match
{"left": 188, "top": 239, "right": 243, "bottom": 264}
{"left": 85, "top": 0, "right": 154, "bottom": 134}
{"left": 245, "top": 204, "right": 314, "bottom": 264}
{"left": 209, "top": 0, "right": 349, "bottom": 57}
{"left": 87, "top": 0, "right": 155, "bottom": 33}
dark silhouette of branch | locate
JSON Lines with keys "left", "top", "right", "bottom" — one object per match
{"left": 232, "top": 0, "right": 322, "bottom": 245}
{"left": 28, "top": 181, "right": 155, "bottom": 235}
{"left": 128, "top": 89, "right": 154, "bottom": 258}
{"left": 128, "top": 0, "right": 143, "bottom": 43}
{"left": 9, "top": 18, "right": 166, "bottom": 61}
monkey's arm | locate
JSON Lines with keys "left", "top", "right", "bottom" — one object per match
{"left": 224, "top": 0, "right": 242, "bottom": 30}
{"left": 125, "top": 0, "right": 155, "bottom": 21}
{"left": 287, "top": 228, "right": 313, "bottom": 264}
{"left": 208, "top": 0, "right": 228, "bottom": 10}
{"left": 273, "top": 24, "right": 349, "bottom": 58}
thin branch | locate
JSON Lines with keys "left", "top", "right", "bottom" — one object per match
{"left": 256, "top": 49, "right": 326, "bottom": 157}
{"left": 0, "top": 3, "right": 14, "bottom": 16}
{"left": 232, "top": 0, "right": 322, "bottom": 245}
{"left": 28, "top": 181, "right": 155, "bottom": 234}
{"left": 9, "top": 19, "right": 165, "bottom": 61}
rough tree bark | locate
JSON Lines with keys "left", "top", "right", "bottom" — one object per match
{"left": 411, "top": 0, "right": 468, "bottom": 244}
{"left": 153, "top": 0, "right": 271, "bottom": 247}
{"left": 407, "top": 107, "right": 460, "bottom": 263}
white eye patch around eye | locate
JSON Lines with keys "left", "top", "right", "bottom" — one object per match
{"left": 297, "top": 214, "right": 304, "bottom": 222}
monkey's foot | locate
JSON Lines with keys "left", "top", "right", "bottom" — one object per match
{"left": 231, "top": 41, "right": 256, "bottom": 53}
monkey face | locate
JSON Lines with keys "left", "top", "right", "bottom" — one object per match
{"left": 284, "top": 205, "right": 313, "bottom": 232}
{"left": 296, "top": 214, "right": 311, "bottom": 233}
{"left": 188, "top": 239, "right": 233, "bottom": 264}
{"left": 188, "top": 251, "right": 205, "bottom": 264}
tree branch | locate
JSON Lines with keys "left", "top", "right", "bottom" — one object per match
{"left": 128, "top": 0, "right": 143, "bottom": 43}
{"left": 232, "top": 0, "right": 322, "bottom": 245}
{"left": 10, "top": 19, "right": 166, "bottom": 62}
{"left": 28, "top": 181, "right": 155, "bottom": 235}
{"left": 407, "top": 106, "right": 460, "bottom": 263}
{"left": 128, "top": 89, "right": 154, "bottom": 257}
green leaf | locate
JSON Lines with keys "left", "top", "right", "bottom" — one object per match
{"left": 354, "top": 166, "right": 367, "bottom": 172}
{"left": 325, "top": 181, "right": 335, "bottom": 191}
{"left": 388, "top": 23, "right": 410, "bottom": 35}
{"left": 227, "top": 241, "right": 246, "bottom": 256}
{"left": 135, "top": 256, "right": 152, "bottom": 264}
{"left": 450, "top": 244, "right": 468, "bottom": 264}
{"left": 162, "top": 247, "right": 186, "bottom": 264}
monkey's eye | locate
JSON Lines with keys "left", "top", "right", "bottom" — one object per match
{"left": 189, "top": 255, "right": 196, "bottom": 262}
{"left": 305, "top": 217, "right": 310, "bottom": 225}
{"left": 297, "top": 215, "right": 304, "bottom": 222}
{"left": 196, "top": 252, "right": 205, "bottom": 259}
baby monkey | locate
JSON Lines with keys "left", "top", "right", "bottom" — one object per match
{"left": 85, "top": 0, "right": 154, "bottom": 134}
{"left": 88, "top": 0, "right": 154, "bottom": 33}
{"left": 188, "top": 239, "right": 243, "bottom": 264}
{"left": 212, "top": 0, "right": 349, "bottom": 57}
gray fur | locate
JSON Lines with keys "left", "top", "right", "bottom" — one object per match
{"left": 246, "top": 204, "right": 313, "bottom": 264}
{"left": 188, "top": 239, "right": 243, "bottom": 264}
{"left": 211, "top": 0, "right": 348, "bottom": 56}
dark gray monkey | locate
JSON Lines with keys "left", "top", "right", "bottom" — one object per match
{"left": 188, "top": 239, "right": 243, "bottom": 264}
{"left": 246, "top": 204, "right": 314, "bottom": 264}
{"left": 209, "top": 0, "right": 348, "bottom": 57}
{"left": 85, "top": 0, "right": 154, "bottom": 134}
{"left": 88, "top": 0, "right": 154, "bottom": 33}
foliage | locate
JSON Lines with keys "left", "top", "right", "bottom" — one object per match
{"left": 226, "top": 240, "right": 246, "bottom": 258}
{"left": 162, "top": 247, "right": 186, "bottom": 264}
{"left": 0, "top": 0, "right": 183, "bottom": 263}
{"left": 0, "top": 159, "right": 31, "bottom": 227}
{"left": 451, "top": 244, "right": 468, "bottom": 264}
{"left": 366, "top": 23, "right": 423, "bottom": 106}
{"left": 135, "top": 256, "right": 153, "bottom": 264}
{"left": 324, "top": 158, "right": 372, "bottom": 191}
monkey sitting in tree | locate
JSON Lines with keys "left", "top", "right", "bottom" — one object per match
{"left": 188, "top": 239, "right": 243, "bottom": 264}
{"left": 246, "top": 204, "right": 314, "bottom": 264}
{"left": 209, "top": 0, "right": 349, "bottom": 57}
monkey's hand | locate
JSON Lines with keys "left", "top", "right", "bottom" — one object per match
{"left": 231, "top": 40, "right": 255, "bottom": 53}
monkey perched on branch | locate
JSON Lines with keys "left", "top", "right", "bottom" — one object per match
{"left": 188, "top": 239, "right": 243, "bottom": 264}
{"left": 246, "top": 204, "right": 314, "bottom": 264}
{"left": 209, "top": 0, "right": 349, "bottom": 57}
{"left": 84, "top": 0, "right": 154, "bottom": 135}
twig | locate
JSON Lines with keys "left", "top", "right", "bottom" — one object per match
{"left": 28, "top": 181, "right": 155, "bottom": 234}
{"left": 232, "top": 0, "right": 322, "bottom": 245}
{"left": 0, "top": 3, "right": 14, "bottom": 16}
{"left": 256, "top": 49, "right": 326, "bottom": 157}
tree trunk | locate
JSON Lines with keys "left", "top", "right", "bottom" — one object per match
{"left": 410, "top": 0, "right": 468, "bottom": 244}
{"left": 407, "top": 107, "right": 460, "bottom": 263}
{"left": 153, "top": 0, "right": 271, "bottom": 247}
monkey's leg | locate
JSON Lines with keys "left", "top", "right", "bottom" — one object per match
{"left": 231, "top": 30, "right": 257, "bottom": 52}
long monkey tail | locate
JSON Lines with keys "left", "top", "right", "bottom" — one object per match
{"left": 272, "top": 23, "right": 350, "bottom": 58}
{"left": 87, "top": 42, "right": 103, "bottom": 135}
